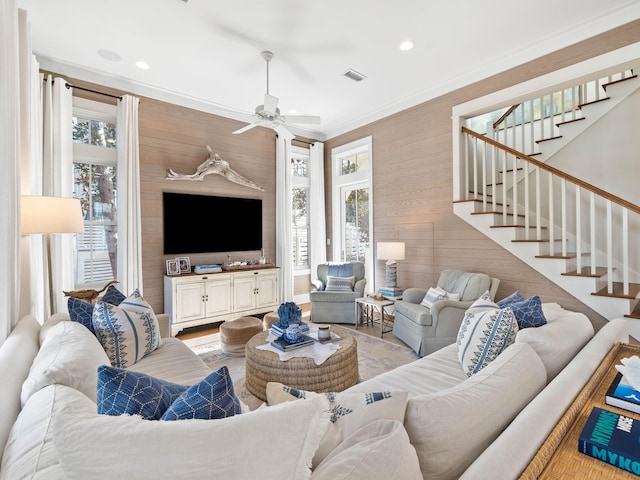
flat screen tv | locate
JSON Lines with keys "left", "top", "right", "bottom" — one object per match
{"left": 163, "top": 192, "right": 262, "bottom": 254}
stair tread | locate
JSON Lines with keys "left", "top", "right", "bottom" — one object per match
{"left": 535, "top": 253, "right": 579, "bottom": 259}
{"left": 592, "top": 282, "right": 640, "bottom": 300}
{"left": 471, "top": 211, "right": 524, "bottom": 217}
{"left": 603, "top": 74, "right": 638, "bottom": 90}
{"left": 625, "top": 302, "right": 640, "bottom": 319}
{"left": 562, "top": 267, "right": 610, "bottom": 278}
{"left": 536, "top": 135, "right": 563, "bottom": 144}
{"left": 578, "top": 97, "right": 610, "bottom": 108}
{"left": 490, "top": 224, "right": 547, "bottom": 229}
{"left": 556, "top": 117, "right": 585, "bottom": 127}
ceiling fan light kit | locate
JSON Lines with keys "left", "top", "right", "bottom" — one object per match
{"left": 231, "top": 50, "right": 320, "bottom": 138}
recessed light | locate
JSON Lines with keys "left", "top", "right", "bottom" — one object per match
{"left": 399, "top": 40, "right": 414, "bottom": 51}
{"left": 136, "top": 61, "right": 150, "bottom": 70}
{"left": 97, "top": 49, "right": 121, "bottom": 62}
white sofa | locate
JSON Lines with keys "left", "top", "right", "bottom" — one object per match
{"left": 0, "top": 305, "right": 629, "bottom": 479}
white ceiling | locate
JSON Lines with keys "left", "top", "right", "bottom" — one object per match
{"left": 17, "top": 0, "right": 640, "bottom": 140}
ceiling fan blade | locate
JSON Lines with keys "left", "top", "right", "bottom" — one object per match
{"left": 273, "top": 124, "right": 295, "bottom": 140}
{"left": 232, "top": 122, "right": 261, "bottom": 135}
{"left": 283, "top": 114, "right": 321, "bottom": 125}
{"left": 263, "top": 94, "right": 279, "bottom": 115}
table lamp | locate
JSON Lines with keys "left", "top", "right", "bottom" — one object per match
{"left": 21, "top": 196, "right": 85, "bottom": 313}
{"left": 377, "top": 242, "right": 405, "bottom": 296}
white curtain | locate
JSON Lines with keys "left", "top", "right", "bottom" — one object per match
{"left": 116, "top": 95, "right": 143, "bottom": 295}
{"left": 308, "top": 142, "right": 326, "bottom": 276}
{"left": 0, "top": 1, "right": 21, "bottom": 341}
{"left": 275, "top": 135, "right": 293, "bottom": 302}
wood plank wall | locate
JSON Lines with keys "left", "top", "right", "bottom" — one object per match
{"left": 44, "top": 19, "right": 640, "bottom": 331}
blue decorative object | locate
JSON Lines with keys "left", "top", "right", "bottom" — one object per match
{"left": 275, "top": 302, "right": 302, "bottom": 329}
{"left": 284, "top": 324, "right": 304, "bottom": 344}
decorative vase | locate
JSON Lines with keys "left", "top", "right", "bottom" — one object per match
{"left": 284, "top": 324, "right": 303, "bottom": 344}
{"left": 259, "top": 248, "right": 266, "bottom": 265}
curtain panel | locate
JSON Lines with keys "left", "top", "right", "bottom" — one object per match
{"left": 309, "top": 142, "right": 326, "bottom": 276}
{"left": 276, "top": 135, "right": 293, "bottom": 302}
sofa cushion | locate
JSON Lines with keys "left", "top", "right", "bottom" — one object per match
{"left": 161, "top": 366, "right": 241, "bottom": 420}
{"left": 325, "top": 275, "right": 355, "bottom": 292}
{"left": 266, "top": 383, "right": 408, "bottom": 467}
{"left": 394, "top": 300, "right": 433, "bottom": 326}
{"left": 311, "top": 419, "right": 422, "bottom": 480}
{"left": 405, "top": 341, "right": 547, "bottom": 480}
{"left": 67, "top": 285, "right": 126, "bottom": 335}
{"left": 457, "top": 294, "right": 518, "bottom": 376}
{"left": 1, "top": 384, "right": 95, "bottom": 480}
{"left": 21, "top": 320, "right": 110, "bottom": 406}
{"left": 53, "top": 394, "right": 331, "bottom": 480}
{"left": 92, "top": 289, "right": 162, "bottom": 368}
{"left": 96, "top": 365, "right": 189, "bottom": 419}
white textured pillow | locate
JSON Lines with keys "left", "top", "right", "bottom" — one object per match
{"left": 420, "top": 287, "right": 447, "bottom": 308}
{"left": 311, "top": 419, "right": 422, "bottom": 480}
{"left": 54, "top": 394, "right": 331, "bottom": 480}
{"left": 325, "top": 275, "right": 355, "bottom": 292}
{"left": 21, "top": 321, "right": 110, "bottom": 406}
{"left": 445, "top": 291, "right": 461, "bottom": 301}
{"left": 266, "top": 382, "right": 408, "bottom": 467}
{"left": 457, "top": 294, "right": 518, "bottom": 376}
{"left": 92, "top": 289, "right": 162, "bottom": 368}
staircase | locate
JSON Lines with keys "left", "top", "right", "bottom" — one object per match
{"left": 453, "top": 68, "right": 640, "bottom": 338}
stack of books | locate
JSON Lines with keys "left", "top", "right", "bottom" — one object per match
{"left": 378, "top": 287, "right": 403, "bottom": 298}
{"left": 270, "top": 334, "right": 314, "bottom": 352}
{"left": 270, "top": 322, "right": 309, "bottom": 338}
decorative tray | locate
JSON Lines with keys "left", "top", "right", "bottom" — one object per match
{"left": 221, "top": 263, "right": 276, "bottom": 271}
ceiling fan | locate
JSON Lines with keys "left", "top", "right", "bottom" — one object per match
{"left": 232, "top": 50, "right": 320, "bottom": 139}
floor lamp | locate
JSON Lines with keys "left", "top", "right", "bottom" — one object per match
{"left": 377, "top": 242, "right": 405, "bottom": 297}
{"left": 21, "top": 196, "right": 85, "bottom": 314}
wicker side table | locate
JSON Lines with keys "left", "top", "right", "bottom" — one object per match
{"left": 245, "top": 327, "right": 359, "bottom": 401}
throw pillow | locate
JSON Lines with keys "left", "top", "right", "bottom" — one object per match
{"left": 161, "top": 366, "right": 241, "bottom": 420}
{"left": 266, "top": 382, "right": 408, "bottom": 467}
{"left": 21, "top": 321, "right": 110, "bottom": 406}
{"left": 67, "top": 285, "right": 125, "bottom": 335}
{"left": 420, "top": 287, "right": 447, "bottom": 308}
{"left": 445, "top": 291, "right": 461, "bottom": 301}
{"left": 311, "top": 419, "right": 423, "bottom": 480}
{"left": 325, "top": 275, "right": 355, "bottom": 292}
{"left": 497, "top": 290, "right": 525, "bottom": 307}
{"left": 507, "top": 295, "right": 548, "bottom": 329}
{"left": 97, "top": 365, "right": 188, "bottom": 419}
{"left": 54, "top": 394, "right": 332, "bottom": 480}
{"left": 92, "top": 289, "right": 162, "bottom": 368}
{"left": 457, "top": 295, "right": 518, "bottom": 376}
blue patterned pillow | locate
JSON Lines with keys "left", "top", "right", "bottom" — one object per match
{"left": 97, "top": 365, "right": 188, "bottom": 419}
{"left": 325, "top": 275, "right": 355, "bottom": 292}
{"left": 92, "top": 289, "right": 163, "bottom": 368}
{"left": 161, "top": 366, "right": 241, "bottom": 421}
{"left": 507, "top": 295, "right": 547, "bottom": 329}
{"left": 497, "top": 291, "right": 525, "bottom": 308}
{"left": 67, "top": 285, "right": 126, "bottom": 335}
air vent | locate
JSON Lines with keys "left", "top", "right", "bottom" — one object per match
{"left": 343, "top": 69, "right": 367, "bottom": 82}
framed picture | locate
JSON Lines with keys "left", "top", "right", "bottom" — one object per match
{"left": 177, "top": 256, "right": 191, "bottom": 273}
{"left": 166, "top": 259, "right": 180, "bottom": 276}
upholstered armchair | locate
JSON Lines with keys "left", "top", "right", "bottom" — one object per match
{"left": 392, "top": 269, "right": 500, "bottom": 357}
{"left": 309, "top": 262, "right": 367, "bottom": 325}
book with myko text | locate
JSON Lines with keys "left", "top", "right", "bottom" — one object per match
{"left": 578, "top": 406, "right": 640, "bottom": 476}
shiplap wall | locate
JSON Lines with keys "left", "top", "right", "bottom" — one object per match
{"left": 46, "top": 19, "right": 640, "bottom": 330}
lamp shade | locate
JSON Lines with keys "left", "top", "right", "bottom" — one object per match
{"left": 21, "top": 196, "right": 85, "bottom": 234}
{"left": 377, "top": 242, "right": 405, "bottom": 261}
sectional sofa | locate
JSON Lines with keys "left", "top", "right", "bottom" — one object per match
{"left": 0, "top": 303, "right": 629, "bottom": 479}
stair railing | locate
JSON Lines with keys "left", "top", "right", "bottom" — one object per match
{"left": 491, "top": 70, "right": 635, "bottom": 156}
{"left": 461, "top": 126, "right": 640, "bottom": 296}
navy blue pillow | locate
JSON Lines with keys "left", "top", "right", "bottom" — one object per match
{"left": 67, "top": 285, "right": 127, "bottom": 335}
{"left": 97, "top": 365, "right": 188, "bottom": 420}
{"left": 507, "top": 295, "right": 547, "bottom": 329}
{"left": 497, "top": 291, "right": 525, "bottom": 308}
{"left": 161, "top": 366, "right": 241, "bottom": 421}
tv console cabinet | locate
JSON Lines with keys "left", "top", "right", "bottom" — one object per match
{"left": 164, "top": 267, "right": 280, "bottom": 336}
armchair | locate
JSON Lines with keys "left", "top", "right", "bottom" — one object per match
{"left": 392, "top": 269, "right": 500, "bottom": 357}
{"left": 309, "top": 262, "right": 366, "bottom": 325}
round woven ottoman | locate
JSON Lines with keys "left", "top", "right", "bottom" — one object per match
{"left": 220, "top": 317, "right": 263, "bottom": 356}
{"left": 245, "top": 327, "right": 359, "bottom": 401}
{"left": 263, "top": 311, "right": 279, "bottom": 330}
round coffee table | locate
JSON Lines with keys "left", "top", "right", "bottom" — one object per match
{"left": 245, "top": 326, "right": 359, "bottom": 401}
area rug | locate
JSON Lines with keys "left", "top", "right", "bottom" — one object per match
{"left": 189, "top": 327, "right": 419, "bottom": 410}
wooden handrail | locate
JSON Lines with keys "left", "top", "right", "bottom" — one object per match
{"left": 492, "top": 104, "right": 519, "bottom": 129}
{"left": 462, "top": 126, "right": 640, "bottom": 215}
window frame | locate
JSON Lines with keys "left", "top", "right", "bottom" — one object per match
{"left": 291, "top": 145, "right": 310, "bottom": 272}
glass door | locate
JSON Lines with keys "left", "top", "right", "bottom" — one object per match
{"left": 339, "top": 183, "right": 369, "bottom": 262}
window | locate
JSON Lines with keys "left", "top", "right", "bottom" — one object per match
{"left": 331, "top": 136, "right": 372, "bottom": 263}
{"left": 291, "top": 147, "right": 309, "bottom": 269}
{"left": 72, "top": 98, "right": 118, "bottom": 289}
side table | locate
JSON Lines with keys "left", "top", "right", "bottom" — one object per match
{"left": 355, "top": 296, "right": 395, "bottom": 338}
